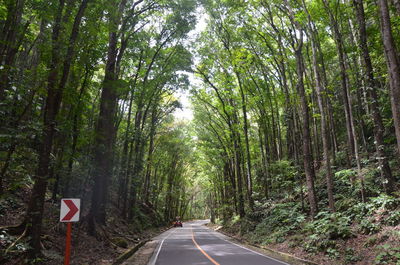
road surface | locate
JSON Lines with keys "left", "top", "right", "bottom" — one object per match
{"left": 147, "top": 220, "right": 291, "bottom": 265}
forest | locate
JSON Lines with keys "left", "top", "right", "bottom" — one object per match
{"left": 1, "top": 0, "right": 400, "bottom": 264}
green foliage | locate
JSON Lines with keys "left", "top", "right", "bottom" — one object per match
{"left": 344, "top": 248, "right": 362, "bottom": 263}
{"left": 2, "top": 0, "right": 400, "bottom": 263}
{"left": 267, "top": 160, "right": 299, "bottom": 198}
{"left": 251, "top": 202, "right": 305, "bottom": 244}
{"left": 370, "top": 195, "right": 400, "bottom": 211}
{"left": 335, "top": 169, "right": 357, "bottom": 182}
{"left": 359, "top": 219, "right": 381, "bottom": 235}
{"left": 334, "top": 151, "right": 349, "bottom": 167}
{"left": 304, "top": 211, "right": 353, "bottom": 241}
{"left": 383, "top": 211, "right": 400, "bottom": 226}
{"left": 326, "top": 247, "right": 340, "bottom": 259}
{"left": 374, "top": 244, "right": 400, "bottom": 265}
{"left": 112, "top": 237, "right": 128, "bottom": 248}
{"left": 231, "top": 214, "right": 241, "bottom": 225}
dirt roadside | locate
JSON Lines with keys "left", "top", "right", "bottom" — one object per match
{"left": 121, "top": 240, "right": 158, "bottom": 265}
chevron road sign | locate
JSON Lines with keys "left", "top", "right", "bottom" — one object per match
{"left": 60, "top": 199, "right": 80, "bottom": 222}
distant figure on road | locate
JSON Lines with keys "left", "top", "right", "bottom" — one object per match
{"left": 173, "top": 216, "right": 182, "bottom": 227}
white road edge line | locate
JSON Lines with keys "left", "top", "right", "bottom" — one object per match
{"left": 208, "top": 227, "right": 291, "bottom": 265}
{"left": 148, "top": 229, "right": 176, "bottom": 265}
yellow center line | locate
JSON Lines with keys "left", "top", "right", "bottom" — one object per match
{"left": 191, "top": 226, "right": 221, "bottom": 265}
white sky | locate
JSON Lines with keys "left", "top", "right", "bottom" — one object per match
{"left": 173, "top": 7, "right": 208, "bottom": 121}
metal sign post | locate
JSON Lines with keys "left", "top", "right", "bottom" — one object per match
{"left": 60, "top": 198, "right": 80, "bottom": 265}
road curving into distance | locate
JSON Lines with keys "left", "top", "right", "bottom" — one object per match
{"left": 147, "top": 220, "right": 291, "bottom": 265}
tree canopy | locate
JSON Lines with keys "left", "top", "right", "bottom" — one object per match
{"left": 1, "top": 0, "right": 400, "bottom": 263}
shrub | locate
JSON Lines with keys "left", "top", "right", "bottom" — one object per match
{"left": 326, "top": 247, "right": 340, "bottom": 259}
{"left": 334, "top": 151, "right": 348, "bottom": 167}
{"left": 345, "top": 194, "right": 400, "bottom": 223}
{"left": 370, "top": 195, "right": 400, "bottom": 211}
{"left": 345, "top": 248, "right": 362, "bottom": 263}
{"left": 112, "top": 237, "right": 128, "bottom": 248}
{"left": 374, "top": 244, "right": 400, "bottom": 264}
{"left": 303, "top": 211, "right": 353, "bottom": 253}
{"left": 231, "top": 214, "right": 241, "bottom": 225}
{"left": 254, "top": 202, "right": 305, "bottom": 238}
{"left": 335, "top": 169, "right": 357, "bottom": 183}
{"left": 304, "top": 211, "right": 353, "bottom": 240}
{"left": 383, "top": 210, "right": 400, "bottom": 226}
{"left": 359, "top": 219, "right": 381, "bottom": 235}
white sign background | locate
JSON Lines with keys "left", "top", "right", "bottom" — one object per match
{"left": 60, "top": 198, "right": 80, "bottom": 222}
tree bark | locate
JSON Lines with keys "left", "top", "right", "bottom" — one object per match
{"left": 25, "top": 0, "right": 88, "bottom": 257}
{"left": 285, "top": 1, "right": 318, "bottom": 216}
{"left": 88, "top": 0, "right": 127, "bottom": 233}
{"left": 310, "top": 30, "right": 335, "bottom": 212}
{"left": 0, "top": 0, "right": 25, "bottom": 101}
{"left": 353, "top": 0, "right": 395, "bottom": 192}
{"left": 236, "top": 73, "right": 254, "bottom": 211}
{"left": 377, "top": 0, "right": 400, "bottom": 155}
{"left": 322, "top": 0, "right": 355, "bottom": 164}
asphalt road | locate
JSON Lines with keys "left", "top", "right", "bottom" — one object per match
{"left": 147, "top": 220, "right": 291, "bottom": 265}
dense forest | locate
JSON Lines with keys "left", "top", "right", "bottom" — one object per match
{"left": 1, "top": 0, "right": 400, "bottom": 264}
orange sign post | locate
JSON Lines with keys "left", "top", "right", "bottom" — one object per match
{"left": 60, "top": 199, "right": 80, "bottom": 265}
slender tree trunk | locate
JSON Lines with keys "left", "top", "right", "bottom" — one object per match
{"left": 236, "top": 73, "right": 254, "bottom": 211}
{"left": 128, "top": 106, "right": 144, "bottom": 220}
{"left": 296, "top": 46, "right": 318, "bottom": 217}
{"left": 316, "top": 36, "right": 339, "bottom": 155}
{"left": 233, "top": 135, "right": 245, "bottom": 218}
{"left": 117, "top": 91, "right": 134, "bottom": 209}
{"left": 143, "top": 106, "right": 157, "bottom": 203}
{"left": 26, "top": 0, "right": 88, "bottom": 256}
{"left": 353, "top": 0, "right": 395, "bottom": 192}
{"left": 258, "top": 125, "right": 269, "bottom": 199}
{"left": 63, "top": 67, "right": 90, "bottom": 197}
{"left": 286, "top": 1, "right": 318, "bottom": 216}
{"left": 122, "top": 140, "right": 134, "bottom": 218}
{"left": 0, "top": 0, "right": 25, "bottom": 101}
{"left": 322, "top": 0, "right": 355, "bottom": 164}
{"left": 310, "top": 29, "right": 335, "bottom": 212}
{"left": 377, "top": 0, "right": 400, "bottom": 155}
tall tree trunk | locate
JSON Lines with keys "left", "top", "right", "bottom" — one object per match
{"left": 88, "top": 0, "right": 126, "bottom": 234}
{"left": 63, "top": 67, "right": 91, "bottom": 197}
{"left": 128, "top": 106, "right": 145, "bottom": 221}
{"left": 285, "top": 1, "right": 318, "bottom": 216}
{"left": 117, "top": 91, "right": 134, "bottom": 209}
{"left": 322, "top": 0, "right": 355, "bottom": 164}
{"left": 143, "top": 105, "right": 157, "bottom": 203}
{"left": 122, "top": 140, "right": 134, "bottom": 218}
{"left": 296, "top": 45, "right": 318, "bottom": 217}
{"left": 25, "top": 0, "right": 88, "bottom": 256}
{"left": 0, "top": 0, "right": 25, "bottom": 101}
{"left": 236, "top": 73, "right": 254, "bottom": 211}
{"left": 118, "top": 51, "right": 142, "bottom": 209}
{"left": 310, "top": 30, "right": 335, "bottom": 212}
{"left": 353, "top": 0, "right": 395, "bottom": 193}
{"left": 377, "top": 0, "right": 400, "bottom": 155}
{"left": 233, "top": 135, "right": 245, "bottom": 218}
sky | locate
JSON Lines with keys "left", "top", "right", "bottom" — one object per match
{"left": 172, "top": 7, "right": 208, "bottom": 121}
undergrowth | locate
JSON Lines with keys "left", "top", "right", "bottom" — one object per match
{"left": 221, "top": 163, "right": 400, "bottom": 264}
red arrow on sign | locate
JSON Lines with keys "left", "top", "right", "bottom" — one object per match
{"left": 62, "top": 200, "right": 79, "bottom": 221}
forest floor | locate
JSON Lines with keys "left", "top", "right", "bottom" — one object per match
{"left": 0, "top": 188, "right": 168, "bottom": 265}
{"left": 210, "top": 220, "right": 400, "bottom": 265}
